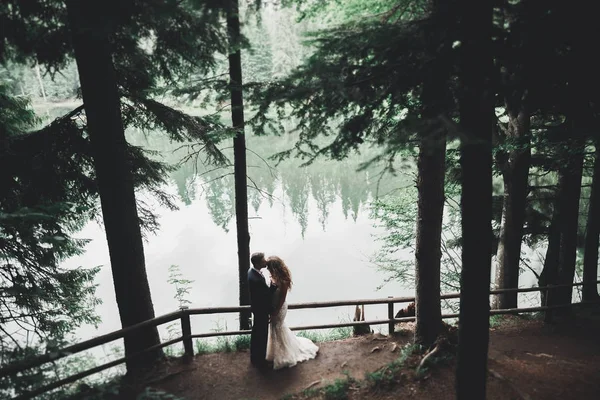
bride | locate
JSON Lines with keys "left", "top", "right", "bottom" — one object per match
{"left": 265, "top": 256, "right": 319, "bottom": 369}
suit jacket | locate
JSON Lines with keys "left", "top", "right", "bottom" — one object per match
{"left": 248, "top": 268, "right": 277, "bottom": 316}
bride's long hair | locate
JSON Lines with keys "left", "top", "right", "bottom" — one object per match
{"left": 267, "top": 256, "right": 293, "bottom": 290}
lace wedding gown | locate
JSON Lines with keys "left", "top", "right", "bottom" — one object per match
{"left": 266, "top": 287, "right": 319, "bottom": 369}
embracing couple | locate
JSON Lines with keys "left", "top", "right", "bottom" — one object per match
{"left": 247, "top": 252, "right": 319, "bottom": 370}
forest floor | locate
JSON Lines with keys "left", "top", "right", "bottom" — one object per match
{"left": 135, "top": 306, "right": 600, "bottom": 400}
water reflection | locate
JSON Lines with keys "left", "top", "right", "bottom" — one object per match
{"left": 157, "top": 128, "right": 407, "bottom": 237}
{"left": 63, "top": 128, "right": 414, "bottom": 347}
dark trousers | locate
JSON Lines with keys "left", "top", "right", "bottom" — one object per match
{"left": 250, "top": 313, "right": 268, "bottom": 366}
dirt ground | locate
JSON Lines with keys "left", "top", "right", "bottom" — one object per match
{"left": 145, "top": 308, "right": 600, "bottom": 400}
{"left": 145, "top": 334, "right": 405, "bottom": 400}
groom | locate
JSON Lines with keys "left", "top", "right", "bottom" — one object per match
{"left": 248, "top": 252, "right": 277, "bottom": 369}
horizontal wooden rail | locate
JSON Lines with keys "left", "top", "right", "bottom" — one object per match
{"left": 11, "top": 336, "right": 184, "bottom": 400}
{"left": 440, "top": 281, "right": 593, "bottom": 301}
{"left": 188, "top": 305, "right": 250, "bottom": 315}
{"left": 0, "top": 311, "right": 183, "bottom": 378}
{"left": 490, "top": 281, "right": 588, "bottom": 295}
{"left": 3, "top": 280, "right": 599, "bottom": 400}
{"left": 185, "top": 296, "right": 418, "bottom": 316}
{"left": 184, "top": 300, "right": 600, "bottom": 338}
{"left": 4, "top": 280, "right": 599, "bottom": 378}
{"left": 288, "top": 296, "right": 417, "bottom": 309}
{"left": 187, "top": 316, "right": 422, "bottom": 340}
{"left": 185, "top": 281, "right": 599, "bottom": 316}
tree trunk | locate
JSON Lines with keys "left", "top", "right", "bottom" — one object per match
{"left": 492, "top": 109, "right": 531, "bottom": 309}
{"left": 227, "top": 0, "right": 251, "bottom": 330}
{"left": 414, "top": 131, "right": 446, "bottom": 348}
{"left": 455, "top": 0, "right": 494, "bottom": 398}
{"left": 539, "top": 205, "right": 560, "bottom": 311}
{"left": 66, "top": 0, "right": 163, "bottom": 372}
{"left": 413, "top": 0, "right": 450, "bottom": 348}
{"left": 553, "top": 139, "right": 584, "bottom": 307}
{"left": 552, "top": 8, "right": 593, "bottom": 310}
{"left": 582, "top": 140, "right": 600, "bottom": 301}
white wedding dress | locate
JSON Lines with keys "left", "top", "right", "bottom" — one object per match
{"left": 266, "top": 287, "right": 319, "bottom": 369}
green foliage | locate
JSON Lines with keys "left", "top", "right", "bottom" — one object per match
{"left": 1, "top": 61, "right": 80, "bottom": 102}
{"left": 246, "top": 1, "right": 453, "bottom": 171}
{"left": 285, "top": 0, "right": 426, "bottom": 24}
{"left": 167, "top": 265, "right": 194, "bottom": 309}
{"left": 233, "top": 334, "right": 252, "bottom": 351}
{"left": 0, "top": 6, "right": 235, "bottom": 392}
{"left": 192, "top": 327, "right": 349, "bottom": 356}
{"left": 321, "top": 375, "right": 354, "bottom": 400}
{"left": 162, "top": 264, "right": 195, "bottom": 356}
{"left": 0, "top": 85, "right": 103, "bottom": 399}
{"left": 296, "top": 327, "right": 352, "bottom": 343}
{"left": 136, "top": 387, "right": 186, "bottom": 400}
{"left": 369, "top": 173, "right": 463, "bottom": 307}
{"left": 489, "top": 315, "right": 503, "bottom": 328}
{"left": 193, "top": 334, "right": 251, "bottom": 354}
{"left": 240, "top": 9, "right": 274, "bottom": 84}
{"left": 194, "top": 339, "right": 213, "bottom": 355}
{"left": 2, "top": 0, "right": 233, "bottom": 169}
{"left": 0, "top": 80, "right": 38, "bottom": 133}
{"left": 59, "top": 377, "right": 122, "bottom": 400}
{"left": 0, "top": 0, "right": 228, "bottom": 85}
{"left": 0, "top": 346, "right": 127, "bottom": 399}
{"left": 299, "top": 371, "right": 355, "bottom": 400}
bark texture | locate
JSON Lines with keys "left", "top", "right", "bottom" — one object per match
{"left": 413, "top": 0, "right": 451, "bottom": 347}
{"left": 66, "top": 0, "right": 163, "bottom": 372}
{"left": 493, "top": 108, "right": 531, "bottom": 309}
{"left": 414, "top": 131, "right": 446, "bottom": 347}
{"left": 455, "top": 0, "right": 494, "bottom": 398}
{"left": 582, "top": 141, "right": 600, "bottom": 301}
{"left": 227, "top": 0, "right": 251, "bottom": 330}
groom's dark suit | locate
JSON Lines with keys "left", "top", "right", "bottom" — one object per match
{"left": 248, "top": 267, "right": 277, "bottom": 367}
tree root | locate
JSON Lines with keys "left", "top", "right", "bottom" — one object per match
{"left": 416, "top": 343, "right": 442, "bottom": 376}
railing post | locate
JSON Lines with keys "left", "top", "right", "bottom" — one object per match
{"left": 180, "top": 306, "right": 193, "bottom": 360}
{"left": 544, "top": 284, "right": 553, "bottom": 323}
{"left": 388, "top": 296, "right": 394, "bottom": 335}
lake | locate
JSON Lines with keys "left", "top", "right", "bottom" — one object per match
{"left": 57, "top": 127, "right": 417, "bottom": 366}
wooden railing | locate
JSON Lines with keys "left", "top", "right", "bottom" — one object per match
{"left": 2, "top": 280, "right": 599, "bottom": 399}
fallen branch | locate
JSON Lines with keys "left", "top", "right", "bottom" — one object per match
{"left": 370, "top": 346, "right": 382, "bottom": 353}
{"left": 303, "top": 380, "right": 321, "bottom": 391}
{"left": 488, "top": 368, "right": 532, "bottom": 400}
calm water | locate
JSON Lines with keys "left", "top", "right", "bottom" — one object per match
{"left": 65, "top": 181, "right": 409, "bottom": 339}
{"left": 57, "top": 127, "right": 416, "bottom": 367}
